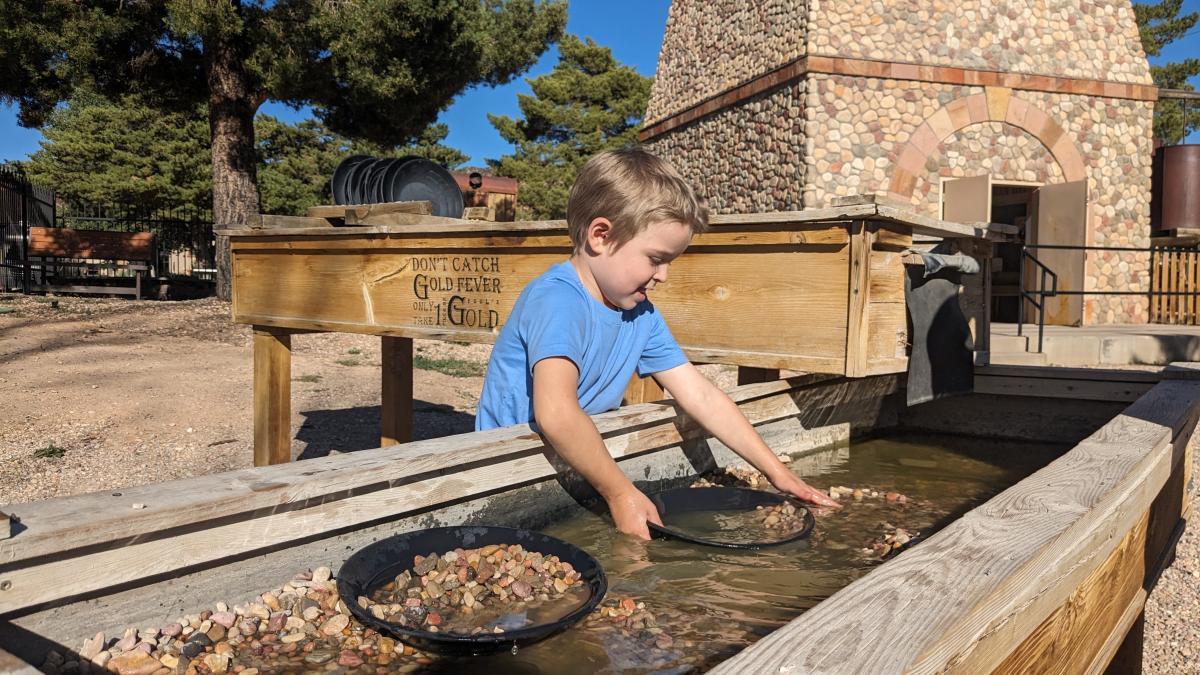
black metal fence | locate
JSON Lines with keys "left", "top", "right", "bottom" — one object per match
{"left": 0, "top": 166, "right": 216, "bottom": 293}
{"left": 56, "top": 201, "right": 216, "bottom": 279}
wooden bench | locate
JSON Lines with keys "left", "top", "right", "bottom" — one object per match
{"left": 27, "top": 227, "right": 157, "bottom": 299}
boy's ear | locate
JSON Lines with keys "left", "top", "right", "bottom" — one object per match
{"left": 585, "top": 217, "right": 613, "bottom": 250}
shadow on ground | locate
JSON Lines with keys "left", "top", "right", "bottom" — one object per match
{"left": 295, "top": 402, "right": 476, "bottom": 459}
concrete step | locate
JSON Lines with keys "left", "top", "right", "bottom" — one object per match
{"left": 990, "top": 333, "right": 1030, "bottom": 353}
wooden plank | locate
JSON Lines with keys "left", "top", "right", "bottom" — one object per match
{"left": 463, "top": 206, "right": 496, "bottom": 221}
{"left": 1085, "top": 591, "right": 1146, "bottom": 675}
{"left": 34, "top": 284, "right": 140, "bottom": 297}
{"left": 245, "top": 214, "right": 333, "bottom": 229}
{"left": 710, "top": 378, "right": 1200, "bottom": 675}
{"left": 0, "top": 511, "right": 9, "bottom": 540}
{"left": 305, "top": 201, "right": 432, "bottom": 220}
{"left": 622, "top": 374, "right": 665, "bottom": 404}
{"left": 1100, "top": 606, "right": 1144, "bottom": 675}
{"left": 0, "top": 373, "right": 847, "bottom": 564}
{"left": 973, "top": 375, "right": 1155, "bottom": 402}
{"left": 27, "top": 227, "right": 155, "bottom": 261}
{"left": 231, "top": 238, "right": 854, "bottom": 375}
{"left": 252, "top": 328, "right": 292, "bottom": 466}
{"left": 380, "top": 336, "right": 413, "bottom": 446}
{"left": 993, "top": 513, "right": 1148, "bottom": 674}
{"left": 978, "top": 365, "right": 1165, "bottom": 383}
{"left": 349, "top": 212, "right": 470, "bottom": 227}
{"left": 225, "top": 205, "right": 1011, "bottom": 241}
{"left": 228, "top": 226, "right": 849, "bottom": 251}
{"left": 0, "top": 375, "right": 897, "bottom": 613}
{"left": 844, "top": 221, "right": 874, "bottom": 377}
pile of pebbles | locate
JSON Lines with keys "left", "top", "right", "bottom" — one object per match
{"left": 45, "top": 565, "right": 660, "bottom": 675}
{"left": 862, "top": 526, "right": 919, "bottom": 559}
{"left": 46, "top": 566, "right": 434, "bottom": 675}
{"left": 752, "top": 502, "right": 806, "bottom": 533}
{"left": 365, "top": 544, "right": 587, "bottom": 635}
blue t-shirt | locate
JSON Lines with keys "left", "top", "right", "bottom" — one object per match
{"left": 475, "top": 261, "right": 688, "bottom": 430}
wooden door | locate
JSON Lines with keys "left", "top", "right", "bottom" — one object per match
{"left": 1030, "top": 180, "right": 1088, "bottom": 326}
{"left": 941, "top": 175, "right": 992, "bottom": 223}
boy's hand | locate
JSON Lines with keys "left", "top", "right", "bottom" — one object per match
{"left": 769, "top": 471, "right": 842, "bottom": 509}
{"left": 606, "top": 487, "right": 664, "bottom": 540}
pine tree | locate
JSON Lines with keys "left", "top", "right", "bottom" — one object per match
{"left": 1, "top": 0, "right": 565, "bottom": 298}
{"left": 488, "top": 34, "right": 652, "bottom": 219}
{"left": 1135, "top": 0, "right": 1200, "bottom": 143}
{"left": 25, "top": 94, "right": 212, "bottom": 212}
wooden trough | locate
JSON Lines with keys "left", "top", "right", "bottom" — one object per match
{"left": 226, "top": 197, "right": 1013, "bottom": 465}
{"left": 0, "top": 363, "right": 1195, "bottom": 673}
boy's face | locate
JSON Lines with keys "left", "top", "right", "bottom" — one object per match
{"left": 587, "top": 219, "right": 693, "bottom": 310}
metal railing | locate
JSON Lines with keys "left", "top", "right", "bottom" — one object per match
{"left": 1017, "top": 243, "right": 1200, "bottom": 353}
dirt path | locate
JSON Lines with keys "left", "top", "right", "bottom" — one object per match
{"left": 0, "top": 294, "right": 489, "bottom": 505}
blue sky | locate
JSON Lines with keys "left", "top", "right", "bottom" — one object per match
{"left": 1, "top": 0, "right": 1197, "bottom": 166}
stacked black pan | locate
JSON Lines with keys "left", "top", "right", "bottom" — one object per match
{"left": 331, "top": 155, "right": 464, "bottom": 218}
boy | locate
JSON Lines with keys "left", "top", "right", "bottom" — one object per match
{"left": 476, "top": 148, "right": 837, "bottom": 539}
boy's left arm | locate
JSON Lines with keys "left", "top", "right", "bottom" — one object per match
{"left": 653, "top": 363, "right": 840, "bottom": 508}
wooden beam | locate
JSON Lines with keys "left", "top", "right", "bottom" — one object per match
{"left": 305, "top": 200, "right": 432, "bottom": 220}
{"left": 709, "top": 378, "right": 1200, "bottom": 674}
{"left": 245, "top": 214, "right": 333, "bottom": 229}
{"left": 622, "top": 374, "right": 665, "bottom": 405}
{"left": 380, "top": 336, "right": 413, "bottom": 446}
{"left": 346, "top": 212, "right": 469, "bottom": 227}
{"left": 0, "top": 374, "right": 895, "bottom": 614}
{"left": 973, "top": 374, "right": 1156, "bottom": 402}
{"left": 993, "top": 513, "right": 1148, "bottom": 674}
{"left": 844, "top": 220, "right": 874, "bottom": 377}
{"left": 0, "top": 511, "right": 9, "bottom": 540}
{"left": 252, "top": 327, "right": 292, "bottom": 466}
{"left": 463, "top": 206, "right": 496, "bottom": 221}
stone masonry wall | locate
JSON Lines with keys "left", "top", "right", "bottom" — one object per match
{"left": 645, "top": 0, "right": 807, "bottom": 125}
{"left": 645, "top": 82, "right": 807, "bottom": 213}
{"left": 803, "top": 74, "right": 1155, "bottom": 323}
{"left": 808, "top": 0, "right": 1152, "bottom": 85}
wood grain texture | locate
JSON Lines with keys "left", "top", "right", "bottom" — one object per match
{"left": 0, "top": 375, "right": 899, "bottom": 614}
{"left": 305, "top": 201, "right": 432, "bottom": 220}
{"left": 0, "top": 373, "right": 862, "bottom": 565}
{"left": 622, "top": 374, "right": 666, "bottom": 405}
{"left": 993, "top": 513, "right": 1148, "bottom": 675}
{"left": 710, "top": 378, "right": 1200, "bottom": 675}
{"left": 380, "top": 336, "right": 413, "bottom": 446}
{"left": 252, "top": 328, "right": 291, "bottom": 466}
{"left": 845, "top": 221, "right": 874, "bottom": 377}
{"left": 245, "top": 214, "right": 332, "bottom": 229}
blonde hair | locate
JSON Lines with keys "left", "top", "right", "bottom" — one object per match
{"left": 566, "top": 148, "right": 708, "bottom": 251}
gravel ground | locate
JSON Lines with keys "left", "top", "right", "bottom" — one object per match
{"left": 1143, "top": 451, "right": 1200, "bottom": 674}
{"left": 2, "top": 292, "right": 1194, "bottom": 672}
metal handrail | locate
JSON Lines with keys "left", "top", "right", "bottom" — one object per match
{"left": 1017, "top": 247, "right": 1058, "bottom": 354}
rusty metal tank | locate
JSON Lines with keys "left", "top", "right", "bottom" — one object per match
{"left": 1152, "top": 144, "right": 1200, "bottom": 231}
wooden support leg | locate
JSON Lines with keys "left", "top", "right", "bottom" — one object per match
{"left": 381, "top": 336, "right": 413, "bottom": 446}
{"left": 622, "top": 374, "right": 665, "bottom": 405}
{"left": 737, "top": 367, "right": 780, "bottom": 386}
{"left": 253, "top": 328, "right": 292, "bottom": 466}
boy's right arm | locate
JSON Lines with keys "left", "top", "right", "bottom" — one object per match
{"left": 532, "top": 356, "right": 663, "bottom": 540}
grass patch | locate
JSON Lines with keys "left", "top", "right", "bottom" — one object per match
{"left": 335, "top": 359, "right": 360, "bottom": 367}
{"left": 34, "top": 443, "right": 67, "bottom": 459}
{"left": 295, "top": 374, "right": 322, "bottom": 383}
{"left": 346, "top": 347, "right": 362, "bottom": 355}
{"left": 414, "top": 354, "right": 487, "bottom": 378}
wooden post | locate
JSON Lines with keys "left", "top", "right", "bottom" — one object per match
{"left": 622, "top": 374, "right": 665, "bottom": 405}
{"left": 253, "top": 327, "right": 292, "bottom": 466}
{"left": 737, "top": 367, "right": 780, "bottom": 385}
{"left": 381, "top": 336, "right": 414, "bottom": 446}
{"left": 844, "top": 220, "right": 874, "bottom": 377}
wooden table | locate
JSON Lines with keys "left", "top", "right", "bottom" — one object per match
{"left": 224, "top": 198, "right": 1011, "bottom": 465}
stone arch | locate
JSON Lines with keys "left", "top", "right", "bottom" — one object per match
{"left": 886, "top": 87, "right": 1087, "bottom": 202}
